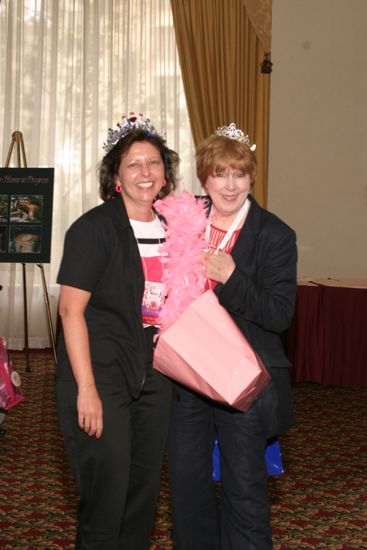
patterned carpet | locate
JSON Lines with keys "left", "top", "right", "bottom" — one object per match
{"left": 0, "top": 350, "right": 366, "bottom": 549}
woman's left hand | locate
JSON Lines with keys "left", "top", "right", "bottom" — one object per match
{"left": 202, "top": 250, "right": 236, "bottom": 284}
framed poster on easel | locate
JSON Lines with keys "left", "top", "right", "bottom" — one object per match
{"left": 0, "top": 168, "right": 54, "bottom": 264}
{"left": 2, "top": 131, "right": 57, "bottom": 370}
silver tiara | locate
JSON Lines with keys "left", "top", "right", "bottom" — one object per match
{"left": 215, "top": 123, "right": 256, "bottom": 151}
{"left": 103, "top": 112, "right": 165, "bottom": 153}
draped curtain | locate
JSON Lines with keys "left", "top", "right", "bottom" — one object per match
{"left": 170, "top": 0, "right": 270, "bottom": 206}
{"left": 243, "top": 0, "right": 272, "bottom": 52}
{"left": 0, "top": 0, "right": 196, "bottom": 349}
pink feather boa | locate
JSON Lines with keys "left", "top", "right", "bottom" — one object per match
{"left": 154, "top": 191, "right": 209, "bottom": 332}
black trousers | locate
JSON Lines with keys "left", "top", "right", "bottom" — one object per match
{"left": 56, "top": 366, "right": 172, "bottom": 550}
{"left": 168, "top": 383, "right": 274, "bottom": 550}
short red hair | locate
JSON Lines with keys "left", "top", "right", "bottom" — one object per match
{"left": 196, "top": 134, "right": 257, "bottom": 188}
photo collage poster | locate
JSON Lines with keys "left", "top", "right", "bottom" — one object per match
{"left": 0, "top": 168, "right": 54, "bottom": 263}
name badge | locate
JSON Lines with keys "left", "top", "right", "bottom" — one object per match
{"left": 142, "top": 281, "right": 166, "bottom": 325}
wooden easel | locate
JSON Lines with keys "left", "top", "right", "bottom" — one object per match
{"left": 4, "top": 131, "right": 57, "bottom": 371}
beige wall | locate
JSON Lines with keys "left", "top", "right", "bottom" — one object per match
{"left": 268, "top": 0, "right": 367, "bottom": 278}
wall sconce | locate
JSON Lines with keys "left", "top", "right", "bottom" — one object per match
{"left": 260, "top": 52, "right": 273, "bottom": 74}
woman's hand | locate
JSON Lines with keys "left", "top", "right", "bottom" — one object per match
{"left": 202, "top": 250, "right": 236, "bottom": 284}
{"left": 77, "top": 384, "right": 103, "bottom": 439}
{"left": 59, "top": 284, "right": 104, "bottom": 439}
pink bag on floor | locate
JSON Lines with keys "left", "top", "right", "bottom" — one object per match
{"left": 0, "top": 337, "right": 24, "bottom": 410}
{"left": 153, "top": 290, "right": 270, "bottom": 411}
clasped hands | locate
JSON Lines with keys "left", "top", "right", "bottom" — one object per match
{"left": 201, "top": 248, "right": 235, "bottom": 285}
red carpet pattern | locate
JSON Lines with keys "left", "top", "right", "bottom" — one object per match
{"left": 270, "top": 383, "right": 367, "bottom": 549}
{"left": 0, "top": 351, "right": 366, "bottom": 549}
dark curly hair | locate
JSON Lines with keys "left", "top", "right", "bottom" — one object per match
{"left": 99, "top": 129, "right": 180, "bottom": 201}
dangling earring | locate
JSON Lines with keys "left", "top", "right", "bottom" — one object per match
{"left": 115, "top": 182, "right": 122, "bottom": 193}
{"left": 162, "top": 179, "right": 167, "bottom": 187}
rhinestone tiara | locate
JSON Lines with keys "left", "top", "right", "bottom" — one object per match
{"left": 215, "top": 122, "right": 256, "bottom": 151}
{"left": 103, "top": 112, "right": 165, "bottom": 153}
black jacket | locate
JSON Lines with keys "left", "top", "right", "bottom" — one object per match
{"left": 56, "top": 196, "right": 147, "bottom": 398}
{"left": 207, "top": 194, "right": 297, "bottom": 432}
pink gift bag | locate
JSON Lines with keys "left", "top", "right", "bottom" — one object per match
{"left": 0, "top": 337, "right": 24, "bottom": 411}
{"left": 153, "top": 290, "right": 270, "bottom": 411}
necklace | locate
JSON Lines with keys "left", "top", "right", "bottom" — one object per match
{"left": 205, "top": 198, "right": 250, "bottom": 252}
{"left": 129, "top": 208, "right": 155, "bottom": 222}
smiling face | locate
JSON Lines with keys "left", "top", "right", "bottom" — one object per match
{"left": 196, "top": 134, "right": 257, "bottom": 222}
{"left": 115, "top": 140, "right": 165, "bottom": 219}
{"left": 205, "top": 169, "right": 252, "bottom": 219}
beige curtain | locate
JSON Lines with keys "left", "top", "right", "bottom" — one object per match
{"left": 171, "top": 0, "right": 270, "bottom": 206}
{"left": 243, "top": 0, "right": 272, "bottom": 52}
{"left": 0, "top": 0, "right": 196, "bottom": 348}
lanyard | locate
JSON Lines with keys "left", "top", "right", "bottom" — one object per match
{"left": 205, "top": 197, "right": 251, "bottom": 252}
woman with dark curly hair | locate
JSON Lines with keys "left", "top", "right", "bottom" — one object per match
{"left": 56, "top": 114, "right": 179, "bottom": 550}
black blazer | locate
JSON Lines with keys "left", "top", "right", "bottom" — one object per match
{"left": 207, "top": 194, "right": 298, "bottom": 432}
{"left": 57, "top": 196, "right": 147, "bottom": 398}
